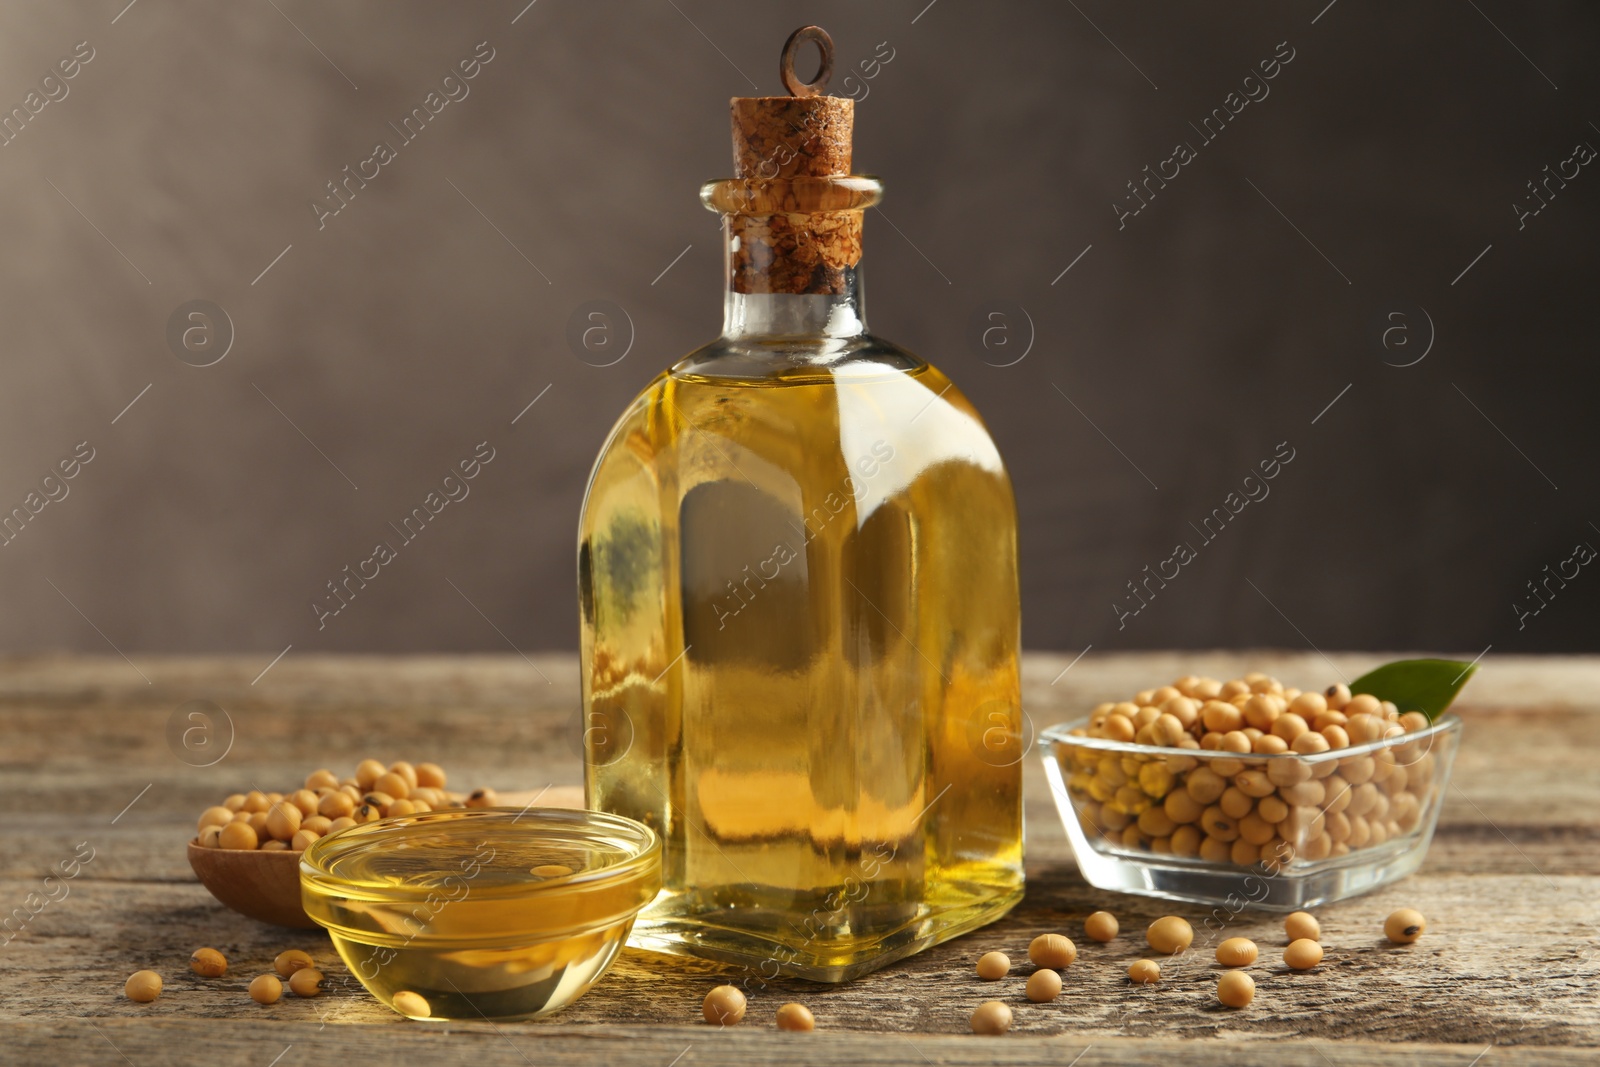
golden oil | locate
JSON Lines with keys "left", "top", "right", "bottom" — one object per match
{"left": 581, "top": 355, "right": 1024, "bottom": 981}
{"left": 300, "top": 809, "right": 660, "bottom": 1020}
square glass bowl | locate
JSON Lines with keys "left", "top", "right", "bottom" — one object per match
{"left": 1039, "top": 714, "right": 1460, "bottom": 910}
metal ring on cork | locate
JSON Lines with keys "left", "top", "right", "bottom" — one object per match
{"left": 780, "top": 25, "right": 834, "bottom": 97}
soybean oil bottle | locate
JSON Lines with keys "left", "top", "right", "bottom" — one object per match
{"left": 578, "top": 26, "right": 1022, "bottom": 981}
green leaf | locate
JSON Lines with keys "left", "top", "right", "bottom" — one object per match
{"left": 1347, "top": 658, "right": 1477, "bottom": 721}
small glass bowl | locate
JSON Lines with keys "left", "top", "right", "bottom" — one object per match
{"left": 1039, "top": 715, "right": 1460, "bottom": 910}
{"left": 300, "top": 807, "right": 660, "bottom": 1021}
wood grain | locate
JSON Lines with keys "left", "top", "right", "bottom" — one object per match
{"left": 17, "top": 1022, "right": 1600, "bottom": 1067}
{"left": 1, "top": 652, "right": 1596, "bottom": 1066}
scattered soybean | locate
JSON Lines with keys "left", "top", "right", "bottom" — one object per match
{"left": 124, "top": 970, "right": 162, "bottom": 1003}
{"left": 1146, "top": 916, "right": 1194, "bottom": 955}
{"left": 189, "top": 948, "right": 227, "bottom": 978}
{"left": 970, "top": 1000, "right": 1012, "bottom": 1035}
{"left": 1217, "top": 970, "right": 1255, "bottom": 1008}
{"left": 1385, "top": 908, "right": 1426, "bottom": 944}
{"left": 702, "top": 984, "right": 747, "bottom": 1026}
{"left": 1084, "top": 911, "right": 1119, "bottom": 942}
{"left": 976, "top": 950, "right": 1011, "bottom": 980}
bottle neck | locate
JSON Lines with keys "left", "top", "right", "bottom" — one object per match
{"left": 721, "top": 264, "right": 868, "bottom": 341}
{"left": 701, "top": 176, "right": 882, "bottom": 344}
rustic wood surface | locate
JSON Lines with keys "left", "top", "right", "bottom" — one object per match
{"left": 2, "top": 651, "right": 1596, "bottom": 1066}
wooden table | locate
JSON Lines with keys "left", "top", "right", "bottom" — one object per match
{"left": 3, "top": 652, "right": 1596, "bottom": 1065}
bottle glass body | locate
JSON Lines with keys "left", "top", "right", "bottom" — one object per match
{"left": 579, "top": 188, "right": 1022, "bottom": 982}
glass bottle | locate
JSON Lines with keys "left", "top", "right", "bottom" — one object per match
{"left": 579, "top": 34, "right": 1022, "bottom": 982}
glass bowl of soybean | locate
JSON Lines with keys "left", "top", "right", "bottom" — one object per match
{"left": 1039, "top": 698, "right": 1460, "bottom": 911}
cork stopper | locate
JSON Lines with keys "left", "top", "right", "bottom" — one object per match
{"left": 731, "top": 96, "right": 853, "bottom": 180}
{"left": 720, "top": 26, "right": 863, "bottom": 296}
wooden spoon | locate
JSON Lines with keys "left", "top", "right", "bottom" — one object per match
{"left": 187, "top": 786, "right": 585, "bottom": 929}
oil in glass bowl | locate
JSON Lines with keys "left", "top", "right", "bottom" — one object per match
{"left": 300, "top": 808, "right": 660, "bottom": 1021}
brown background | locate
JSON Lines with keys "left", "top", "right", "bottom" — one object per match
{"left": 1, "top": 0, "right": 1596, "bottom": 666}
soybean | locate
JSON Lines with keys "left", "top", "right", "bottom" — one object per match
{"left": 124, "top": 970, "right": 162, "bottom": 1003}
{"left": 1385, "top": 908, "right": 1426, "bottom": 943}
{"left": 249, "top": 974, "right": 282, "bottom": 1005}
{"left": 392, "top": 990, "right": 431, "bottom": 1017}
{"left": 374, "top": 772, "right": 411, "bottom": 801}
{"left": 1084, "top": 911, "right": 1119, "bottom": 943}
{"left": 1028, "top": 933, "right": 1077, "bottom": 969}
{"left": 1284, "top": 911, "right": 1320, "bottom": 942}
{"left": 355, "top": 759, "right": 387, "bottom": 790}
{"left": 776, "top": 1002, "right": 815, "bottom": 1031}
{"left": 1399, "top": 710, "right": 1430, "bottom": 733}
{"left": 1284, "top": 938, "right": 1324, "bottom": 969}
{"left": 1146, "top": 916, "right": 1193, "bottom": 955}
{"left": 1217, "top": 970, "right": 1254, "bottom": 1008}
{"left": 197, "top": 806, "right": 234, "bottom": 835}
{"left": 1216, "top": 937, "right": 1257, "bottom": 967}
{"left": 388, "top": 761, "right": 419, "bottom": 789}
{"left": 288, "top": 968, "right": 324, "bottom": 998}
{"left": 969, "top": 1000, "right": 1012, "bottom": 1035}
{"left": 218, "top": 821, "right": 258, "bottom": 851}
{"left": 304, "top": 768, "right": 339, "bottom": 791}
{"left": 702, "top": 984, "right": 746, "bottom": 1025}
{"left": 189, "top": 948, "right": 227, "bottom": 978}
{"left": 265, "top": 800, "right": 302, "bottom": 842}
{"left": 1025, "top": 968, "right": 1063, "bottom": 1002}
{"left": 274, "top": 949, "right": 314, "bottom": 977}
{"left": 975, "top": 950, "right": 1010, "bottom": 980}
{"left": 1128, "top": 959, "right": 1161, "bottom": 984}
{"left": 318, "top": 791, "right": 355, "bottom": 819}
